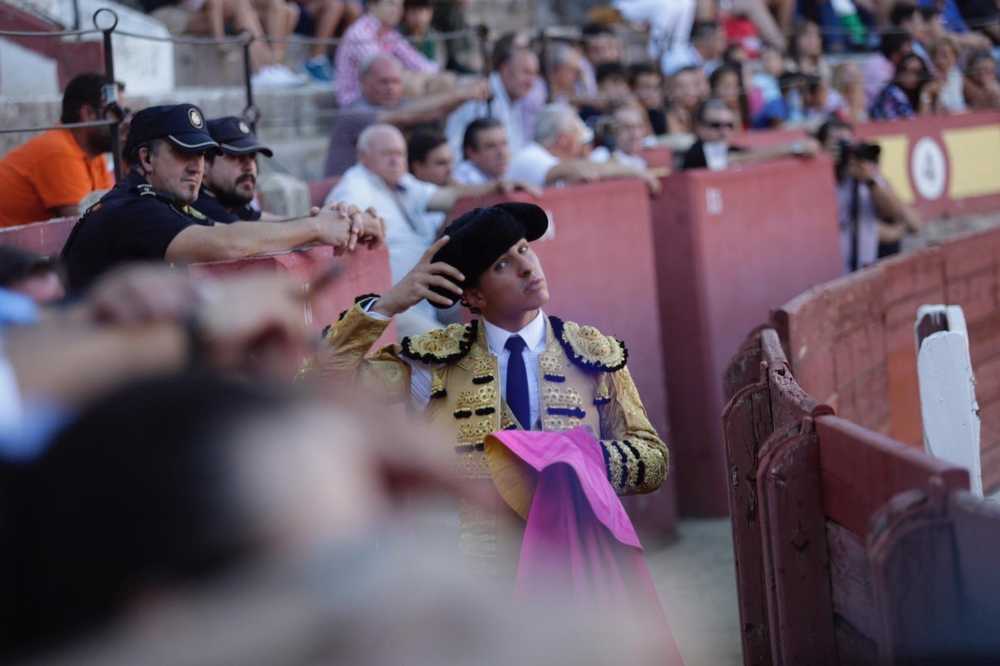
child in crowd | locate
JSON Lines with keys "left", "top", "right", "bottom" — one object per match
{"left": 629, "top": 62, "right": 667, "bottom": 135}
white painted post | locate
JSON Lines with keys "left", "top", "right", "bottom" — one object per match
{"left": 915, "top": 305, "right": 983, "bottom": 498}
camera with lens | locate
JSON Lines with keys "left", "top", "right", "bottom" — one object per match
{"left": 837, "top": 139, "right": 881, "bottom": 169}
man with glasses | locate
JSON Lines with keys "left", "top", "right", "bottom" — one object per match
{"left": 0, "top": 73, "right": 128, "bottom": 228}
{"left": 681, "top": 97, "right": 819, "bottom": 171}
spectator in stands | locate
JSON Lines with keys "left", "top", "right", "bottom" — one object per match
{"left": 579, "top": 62, "right": 636, "bottom": 122}
{"left": 890, "top": 3, "right": 933, "bottom": 66}
{"left": 545, "top": 41, "right": 584, "bottom": 104}
{"left": 963, "top": 51, "right": 1000, "bottom": 110}
{"left": 334, "top": 0, "right": 453, "bottom": 107}
{"left": 589, "top": 106, "right": 650, "bottom": 171}
{"left": 323, "top": 53, "right": 489, "bottom": 176}
{"left": 709, "top": 64, "right": 746, "bottom": 132}
{"left": 664, "top": 65, "right": 706, "bottom": 133}
{"left": 290, "top": 0, "right": 363, "bottom": 82}
{"left": 454, "top": 118, "right": 510, "bottom": 184}
{"left": 326, "top": 124, "right": 537, "bottom": 337}
{"left": 862, "top": 31, "right": 913, "bottom": 106}
{"left": 495, "top": 32, "right": 550, "bottom": 148}
{"left": 869, "top": 53, "right": 942, "bottom": 120}
{"left": 194, "top": 116, "right": 271, "bottom": 222}
{"left": 408, "top": 129, "right": 454, "bottom": 188}
{"left": 578, "top": 23, "right": 623, "bottom": 96}
{"left": 613, "top": 0, "right": 697, "bottom": 62}
{"left": 661, "top": 21, "right": 725, "bottom": 76}
{"left": 931, "top": 37, "right": 967, "bottom": 112}
{"left": 0, "top": 247, "right": 65, "bottom": 306}
{"left": 0, "top": 73, "right": 119, "bottom": 229}
{"left": 817, "top": 119, "right": 921, "bottom": 272}
{"left": 788, "top": 19, "right": 832, "bottom": 81}
{"left": 629, "top": 62, "right": 668, "bottom": 135}
{"left": 444, "top": 45, "right": 541, "bottom": 158}
{"left": 399, "top": 0, "right": 444, "bottom": 68}
{"left": 141, "top": 0, "right": 306, "bottom": 87}
{"left": 918, "top": 1, "right": 993, "bottom": 50}
{"left": 754, "top": 72, "right": 834, "bottom": 128}
{"left": 832, "top": 62, "right": 869, "bottom": 123}
{"left": 752, "top": 44, "right": 785, "bottom": 107}
{"left": 61, "top": 104, "right": 384, "bottom": 290}
{"left": 681, "top": 98, "right": 819, "bottom": 170}
{"left": 506, "top": 104, "right": 661, "bottom": 194}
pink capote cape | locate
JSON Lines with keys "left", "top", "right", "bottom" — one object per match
{"left": 485, "top": 427, "right": 684, "bottom": 665}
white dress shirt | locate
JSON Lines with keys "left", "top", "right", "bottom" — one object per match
{"left": 452, "top": 159, "right": 492, "bottom": 185}
{"left": 328, "top": 163, "right": 440, "bottom": 322}
{"left": 366, "top": 307, "right": 548, "bottom": 426}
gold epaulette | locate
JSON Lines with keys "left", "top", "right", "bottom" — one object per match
{"left": 400, "top": 320, "right": 479, "bottom": 365}
{"left": 549, "top": 316, "right": 628, "bottom": 373}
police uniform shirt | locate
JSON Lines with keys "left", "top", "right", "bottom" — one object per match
{"left": 61, "top": 169, "right": 215, "bottom": 289}
{"left": 192, "top": 186, "right": 262, "bottom": 223}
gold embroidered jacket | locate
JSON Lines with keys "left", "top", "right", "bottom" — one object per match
{"left": 298, "top": 301, "right": 668, "bottom": 496}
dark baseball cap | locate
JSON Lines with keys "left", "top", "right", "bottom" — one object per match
{"left": 206, "top": 116, "right": 273, "bottom": 157}
{"left": 428, "top": 202, "right": 548, "bottom": 308}
{"left": 127, "top": 104, "right": 220, "bottom": 154}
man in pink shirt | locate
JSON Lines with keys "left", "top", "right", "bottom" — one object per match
{"left": 334, "top": 0, "right": 449, "bottom": 106}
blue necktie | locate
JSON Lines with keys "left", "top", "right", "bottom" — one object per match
{"left": 505, "top": 335, "right": 530, "bottom": 429}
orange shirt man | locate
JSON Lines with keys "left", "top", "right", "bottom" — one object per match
{"left": 0, "top": 129, "right": 113, "bottom": 228}
{"left": 0, "top": 73, "right": 121, "bottom": 228}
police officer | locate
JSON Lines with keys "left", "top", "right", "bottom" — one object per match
{"left": 194, "top": 116, "right": 271, "bottom": 223}
{"left": 62, "top": 104, "right": 384, "bottom": 290}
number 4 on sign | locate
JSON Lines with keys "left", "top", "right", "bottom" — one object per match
{"left": 915, "top": 305, "right": 983, "bottom": 497}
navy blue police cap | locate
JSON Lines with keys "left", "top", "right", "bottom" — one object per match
{"left": 128, "top": 104, "right": 220, "bottom": 154}
{"left": 207, "top": 116, "right": 273, "bottom": 157}
{"left": 428, "top": 202, "right": 548, "bottom": 308}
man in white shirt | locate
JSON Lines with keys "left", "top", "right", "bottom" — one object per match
{"left": 453, "top": 117, "right": 510, "bottom": 185}
{"left": 444, "top": 46, "right": 540, "bottom": 158}
{"left": 326, "top": 124, "right": 535, "bottom": 338}
{"left": 506, "top": 104, "right": 660, "bottom": 194}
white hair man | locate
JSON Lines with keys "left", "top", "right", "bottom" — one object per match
{"left": 325, "top": 124, "right": 537, "bottom": 338}
{"left": 505, "top": 104, "right": 661, "bottom": 194}
{"left": 324, "top": 53, "right": 489, "bottom": 177}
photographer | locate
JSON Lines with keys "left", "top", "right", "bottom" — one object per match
{"left": 817, "top": 120, "right": 922, "bottom": 274}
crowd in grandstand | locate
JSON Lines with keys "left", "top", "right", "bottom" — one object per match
{"left": 1, "top": 0, "right": 1000, "bottom": 660}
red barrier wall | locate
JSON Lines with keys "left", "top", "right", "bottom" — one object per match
{"left": 453, "top": 179, "right": 678, "bottom": 540}
{"left": 654, "top": 157, "right": 845, "bottom": 515}
{"left": 189, "top": 244, "right": 396, "bottom": 347}
{"left": 0, "top": 217, "right": 77, "bottom": 257}
{"left": 733, "top": 112, "right": 1000, "bottom": 221}
{"left": 776, "top": 224, "right": 1000, "bottom": 493}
